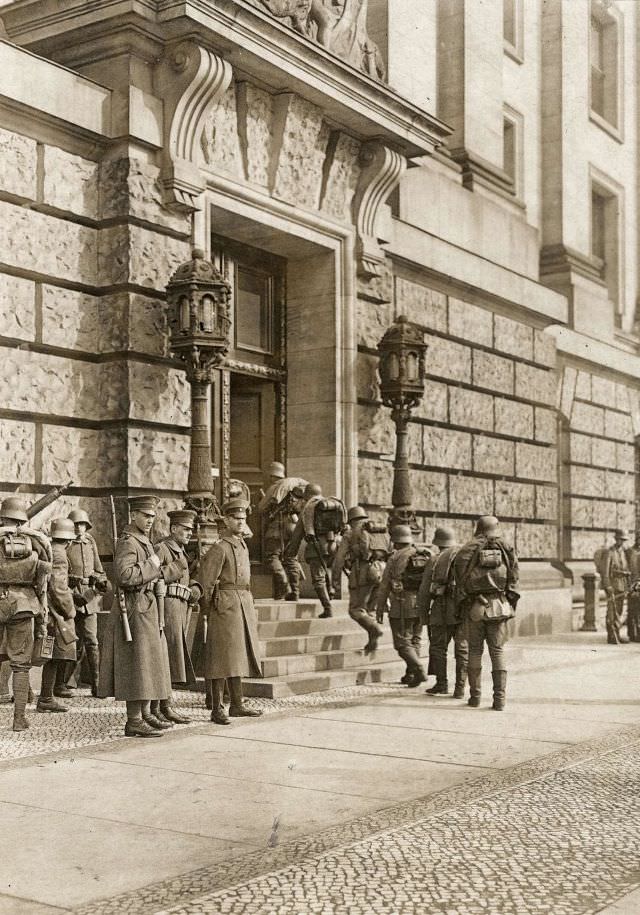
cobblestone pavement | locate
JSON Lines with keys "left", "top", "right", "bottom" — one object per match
{"left": 156, "top": 740, "right": 640, "bottom": 915}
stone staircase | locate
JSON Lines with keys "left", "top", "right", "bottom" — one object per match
{"left": 243, "top": 598, "right": 413, "bottom": 698}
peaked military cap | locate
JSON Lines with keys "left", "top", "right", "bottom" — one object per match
{"left": 68, "top": 508, "right": 92, "bottom": 530}
{"left": 222, "top": 497, "right": 250, "bottom": 517}
{"left": 167, "top": 509, "right": 197, "bottom": 528}
{"left": 347, "top": 506, "right": 368, "bottom": 523}
{"left": 51, "top": 518, "right": 77, "bottom": 541}
{"left": 391, "top": 524, "right": 413, "bottom": 544}
{"left": 268, "top": 461, "right": 285, "bottom": 479}
{"left": 128, "top": 496, "right": 159, "bottom": 514}
{"left": 0, "top": 497, "right": 28, "bottom": 522}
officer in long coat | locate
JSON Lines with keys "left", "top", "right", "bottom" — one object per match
{"left": 153, "top": 509, "right": 203, "bottom": 724}
{"left": 98, "top": 495, "right": 173, "bottom": 738}
{"left": 196, "top": 498, "right": 263, "bottom": 725}
{"left": 37, "top": 518, "right": 77, "bottom": 714}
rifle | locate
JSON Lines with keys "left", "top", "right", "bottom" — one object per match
{"left": 110, "top": 496, "right": 133, "bottom": 643}
{"left": 26, "top": 481, "right": 73, "bottom": 519}
{"left": 309, "top": 536, "right": 335, "bottom": 599}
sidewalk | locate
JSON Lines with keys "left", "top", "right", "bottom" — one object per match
{"left": 0, "top": 632, "right": 638, "bottom": 914}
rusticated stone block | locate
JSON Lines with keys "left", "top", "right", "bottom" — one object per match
{"left": 415, "top": 380, "right": 448, "bottom": 423}
{"left": 42, "top": 286, "right": 113, "bottom": 354}
{"left": 0, "top": 127, "right": 37, "bottom": 200}
{"left": 395, "top": 278, "right": 447, "bottom": 333}
{"left": 533, "top": 329, "right": 556, "bottom": 368}
{"left": 426, "top": 335, "right": 471, "bottom": 383}
{"left": 407, "top": 422, "right": 423, "bottom": 464}
{"left": 570, "top": 529, "right": 607, "bottom": 561}
{"left": 494, "top": 397, "right": 533, "bottom": 439}
{"left": 357, "top": 352, "right": 380, "bottom": 401}
{"left": 473, "top": 435, "right": 514, "bottom": 476}
{"left": 358, "top": 405, "right": 395, "bottom": 455}
{"left": 237, "top": 83, "right": 273, "bottom": 188}
{"left": 559, "top": 366, "right": 577, "bottom": 419}
{"left": 604, "top": 410, "right": 633, "bottom": 442}
{"left": 615, "top": 383, "right": 630, "bottom": 413}
{"left": 574, "top": 371, "right": 591, "bottom": 400}
{"left": 0, "top": 419, "right": 35, "bottom": 483}
{"left": 447, "top": 297, "right": 492, "bottom": 347}
{"left": 359, "top": 458, "right": 393, "bottom": 505}
{"left": 515, "top": 443, "right": 556, "bottom": 482}
{"left": 495, "top": 481, "right": 534, "bottom": 518}
{"left": 98, "top": 225, "right": 190, "bottom": 290}
{"left": 493, "top": 315, "right": 533, "bottom": 361}
{"left": 605, "top": 470, "right": 634, "bottom": 501}
{"left": 356, "top": 298, "right": 394, "bottom": 348}
{"left": 515, "top": 363, "right": 556, "bottom": 406}
{"left": 472, "top": 350, "right": 513, "bottom": 395}
{"left": 0, "top": 273, "right": 35, "bottom": 341}
{"left": 570, "top": 465, "right": 604, "bottom": 497}
{"left": 321, "top": 132, "right": 361, "bottom": 223}
{"left": 591, "top": 437, "right": 617, "bottom": 469}
{"left": 43, "top": 146, "right": 98, "bottom": 219}
{"left": 423, "top": 427, "right": 471, "bottom": 470}
{"left": 128, "top": 363, "right": 190, "bottom": 428}
{"left": 357, "top": 260, "right": 393, "bottom": 305}
{"left": 449, "top": 475, "right": 493, "bottom": 515}
{"left": 410, "top": 469, "right": 448, "bottom": 513}
{"left": 127, "top": 295, "right": 169, "bottom": 357}
{"left": 534, "top": 407, "right": 557, "bottom": 444}
{"left": 535, "top": 485, "right": 558, "bottom": 521}
{"left": 589, "top": 499, "right": 617, "bottom": 528}
{"left": 571, "top": 401, "right": 605, "bottom": 436}
{"left": 42, "top": 426, "right": 125, "bottom": 488}
{"left": 569, "top": 433, "right": 591, "bottom": 464}
{"left": 570, "top": 497, "right": 594, "bottom": 527}
{"left": 0, "top": 201, "right": 97, "bottom": 283}
{"left": 590, "top": 375, "right": 617, "bottom": 409}
{"left": 201, "top": 83, "right": 244, "bottom": 179}
{"left": 100, "top": 158, "right": 190, "bottom": 235}
{"left": 449, "top": 388, "right": 493, "bottom": 431}
{"left": 617, "top": 502, "right": 635, "bottom": 530}
{"left": 616, "top": 443, "right": 635, "bottom": 473}
{"left": 0, "top": 348, "right": 125, "bottom": 421}
{"left": 271, "top": 94, "right": 330, "bottom": 209}
{"left": 516, "top": 523, "right": 556, "bottom": 559}
{"left": 128, "top": 429, "right": 190, "bottom": 491}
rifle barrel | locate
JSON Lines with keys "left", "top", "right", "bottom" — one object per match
{"left": 26, "top": 481, "right": 73, "bottom": 519}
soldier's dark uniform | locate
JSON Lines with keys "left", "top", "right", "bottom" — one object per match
{"left": 376, "top": 526, "right": 427, "bottom": 687}
{"left": 259, "top": 476, "right": 305, "bottom": 601}
{"left": 599, "top": 530, "right": 631, "bottom": 644}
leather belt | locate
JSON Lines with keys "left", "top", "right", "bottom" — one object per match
{"left": 218, "top": 586, "right": 249, "bottom": 592}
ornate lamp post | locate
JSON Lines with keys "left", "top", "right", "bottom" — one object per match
{"left": 166, "top": 248, "right": 232, "bottom": 550}
{"left": 377, "top": 315, "right": 427, "bottom": 530}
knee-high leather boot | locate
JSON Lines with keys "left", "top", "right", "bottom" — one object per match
{"left": 426, "top": 656, "right": 449, "bottom": 694}
{"left": 467, "top": 666, "right": 482, "bottom": 707}
{"left": 86, "top": 644, "right": 101, "bottom": 698}
{"left": 211, "top": 678, "right": 230, "bottom": 725}
{"left": 453, "top": 660, "right": 468, "bottom": 699}
{"left": 12, "top": 670, "right": 31, "bottom": 731}
{"left": 492, "top": 670, "right": 507, "bottom": 710}
{"left": 228, "top": 677, "right": 263, "bottom": 717}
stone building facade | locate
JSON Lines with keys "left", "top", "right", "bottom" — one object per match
{"left": 0, "top": 0, "right": 638, "bottom": 630}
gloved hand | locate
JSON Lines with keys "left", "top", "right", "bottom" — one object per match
{"left": 34, "top": 619, "right": 48, "bottom": 641}
{"left": 189, "top": 583, "right": 204, "bottom": 605}
{"left": 304, "top": 533, "right": 317, "bottom": 543}
{"left": 91, "top": 576, "right": 109, "bottom": 594}
{"left": 73, "top": 591, "right": 87, "bottom": 607}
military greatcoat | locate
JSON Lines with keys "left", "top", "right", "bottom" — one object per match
{"left": 48, "top": 541, "right": 77, "bottom": 662}
{"left": 197, "top": 533, "right": 262, "bottom": 680}
{"left": 98, "top": 525, "right": 172, "bottom": 701}
{"left": 154, "top": 536, "right": 196, "bottom": 686}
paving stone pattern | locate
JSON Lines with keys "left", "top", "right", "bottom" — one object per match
{"left": 158, "top": 742, "right": 640, "bottom": 915}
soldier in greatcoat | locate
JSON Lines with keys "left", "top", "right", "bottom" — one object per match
{"left": 37, "top": 518, "right": 77, "bottom": 714}
{"left": 598, "top": 529, "right": 631, "bottom": 644}
{"left": 153, "top": 509, "right": 203, "bottom": 724}
{"left": 196, "top": 498, "right": 263, "bottom": 726}
{"left": 98, "top": 495, "right": 173, "bottom": 738}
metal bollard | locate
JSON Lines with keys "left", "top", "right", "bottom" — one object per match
{"left": 580, "top": 572, "right": 599, "bottom": 632}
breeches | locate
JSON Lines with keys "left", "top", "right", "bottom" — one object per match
{"left": 308, "top": 558, "right": 330, "bottom": 591}
{"left": 0, "top": 616, "right": 34, "bottom": 672}
{"left": 467, "top": 618, "right": 508, "bottom": 672}
{"left": 75, "top": 612, "right": 99, "bottom": 650}
{"left": 389, "top": 616, "right": 423, "bottom": 668}
{"left": 429, "top": 622, "right": 469, "bottom": 665}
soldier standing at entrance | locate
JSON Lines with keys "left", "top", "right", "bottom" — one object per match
{"left": 597, "top": 529, "right": 631, "bottom": 644}
{"left": 375, "top": 525, "right": 428, "bottom": 688}
{"left": 417, "top": 527, "right": 469, "bottom": 698}
{"left": 0, "top": 497, "right": 51, "bottom": 732}
{"left": 332, "top": 506, "right": 385, "bottom": 653}
{"left": 626, "top": 532, "right": 640, "bottom": 642}
{"left": 153, "top": 509, "right": 203, "bottom": 724}
{"left": 454, "top": 516, "right": 519, "bottom": 711}
{"left": 63, "top": 509, "right": 107, "bottom": 697}
{"left": 98, "top": 496, "right": 173, "bottom": 738}
{"left": 37, "top": 519, "right": 77, "bottom": 714}
{"left": 197, "top": 498, "right": 263, "bottom": 725}
{"left": 258, "top": 464, "right": 306, "bottom": 601}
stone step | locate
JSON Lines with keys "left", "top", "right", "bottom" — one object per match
{"left": 243, "top": 659, "right": 409, "bottom": 699}
{"left": 255, "top": 600, "right": 341, "bottom": 622}
{"left": 261, "top": 628, "right": 394, "bottom": 658}
{"left": 261, "top": 643, "right": 399, "bottom": 678}
{"left": 257, "top": 615, "right": 364, "bottom": 639}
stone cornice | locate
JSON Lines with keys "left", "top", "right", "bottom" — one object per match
{"left": 549, "top": 325, "right": 640, "bottom": 383}
{"left": 2, "top": 0, "right": 450, "bottom": 158}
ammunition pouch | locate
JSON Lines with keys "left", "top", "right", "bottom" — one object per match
{"left": 167, "top": 583, "right": 192, "bottom": 602}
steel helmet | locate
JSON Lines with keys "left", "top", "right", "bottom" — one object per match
{"left": 391, "top": 525, "right": 413, "bottom": 545}
{"left": 474, "top": 515, "right": 500, "bottom": 536}
{"left": 51, "top": 518, "right": 77, "bottom": 541}
{"left": 68, "top": 508, "right": 92, "bottom": 530}
{"left": 432, "top": 526, "right": 456, "bottom": 548}
{"left": 268, "top": 461, "right": 286, "bottom": 479}
{"left": 347, "top": 506, "right": 368, "bottom": 524}
{"left": 304, "top": 483, "right": 322, "bottom": 500}
{"left": 0, "top": 497, "right": 28, "bottom": 523}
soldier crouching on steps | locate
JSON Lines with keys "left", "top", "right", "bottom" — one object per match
{"left": 37, "top": 519, "right": 78, "bottom": 714}
{"left": 98, "top": 496, "right": 173, "bottom": 738}
{"left": 454, "top": 516, "right": 519, "bottom": 711}
{"left": 196, "top": 498, "right": 263, "bottom": 726}
{"left": 332, "top": 506, "right": 385, "bottom": 654}
{"left": 375, "top": 525, "right": 428, "bottom": 688}
{"left": 0, "top": 497, "right": 52, "bottom": 732}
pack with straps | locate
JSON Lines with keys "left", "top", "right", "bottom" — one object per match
{"left": 313, "top": 498, "right": 347, "bottom": 537}
{"left": 401, "top": 546, "right": 432, "bottom": 592}
{"left": 462, "top": 538, "right": 514, "bottom": 596}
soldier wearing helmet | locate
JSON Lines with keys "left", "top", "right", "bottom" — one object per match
{"left": 0, "top": 497, "right": 52, "bottom": 731}
{"left": 37, "top": 518, "right": 78, "bottom": 714}
{"left": 375, "top": 525, "right": 428, "bottom": 688}
{"left": 332, "top": 506, "right": 386, "bottom": 654}
{"left": 257, "top": 463, "right": 306, "bottom": 602}
{"left": 453, "top": 515, "right": 519, "bottom": 711}
{"left": 63, "top": 508, "right": 108, "bottom": 697}
{"left": 417, "top": 526, "right": 469, "bottom": 698}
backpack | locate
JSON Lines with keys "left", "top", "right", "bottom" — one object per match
{"left": 314, "top": 499, "right": 347, "bottom": 537}
{"left": 462, "top": 538, "right": 513, "bottom": 596}
{"left": 401, "top": 546, "right": 432, "bottom": 592}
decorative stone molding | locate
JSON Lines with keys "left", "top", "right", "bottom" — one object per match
{"left": 353, "top": 142, "right": 406, "bottom": 278}
{"left": 155, "top": 42, "right": 232, "bottom": 212}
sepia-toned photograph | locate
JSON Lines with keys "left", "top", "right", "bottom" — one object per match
{"left": 0, "top": 0, "right": 638, "bottom": 912}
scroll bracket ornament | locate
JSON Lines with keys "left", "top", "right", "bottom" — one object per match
{"left": 156, "top": 42, "right": 233, "bottom": 213}
{"left": 352, "top": 142, "right": 406, "bottom": 278}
